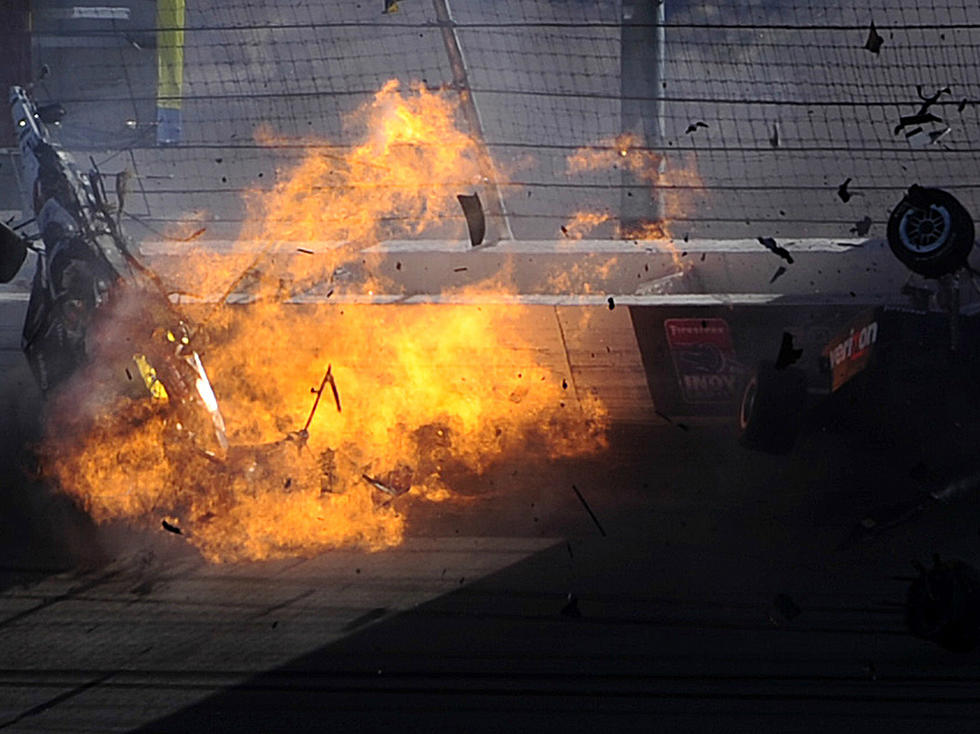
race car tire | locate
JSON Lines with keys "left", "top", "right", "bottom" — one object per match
{"left": 737, "top": 360, "right": 807, "bottom": 454}
{"left": 0, "top": 221, "right": 28, "bottom": 283}
{"left": 887, "top": 185, "right": 975, "bottom": 278}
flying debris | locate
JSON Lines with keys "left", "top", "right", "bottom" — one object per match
{"left": 161, "top": 519, "right": 182, "bottom": 535}
{"left": 654, "top": 410, "right": 674, "bottom": 425}
{"left": 301, "top": 365, "right": 342, "bottom": 442}
{"left": 959, "top": 98, "right": 969, "bottom": 113}
{"left": 382, "top": 0, "right": 399, "bottom": 13}
{"left": 757, "top": 236, "right": 794, "bottom": 264}
{"left": 768, "top": 122, "right": 780, "bottom": 148}
{"left": 894, "top": 85, "right": 951, "bottom": 135}
{"left": 850, "top": 215, "right": 872, "bottom": 237}
{"left": 906, "top": 126, "right": 951, "bottom": 147}
{"left": 685, "top": 121, "right": 708, "bottom": 134}
{"left": 456, "top": 192, "right": 485, "bottom": 247}
{"left": 837, "top": 177, "right": 855, "bottom": 203}
{"left": 769, "top": 265, "right": 787, "bottom": 284}
{"left": 607, "top": 296, "right": 615, "bottom": 310}
{"left": 774, "top": 332, "right": 803, "bottom": 370}
{"left": 571, "top": 484, "right": 606, "bottom": 537}
{"left": 297, "top": 247, "right": 314, "bottom": 255}
{"left": 362, "top": 473, "right": 411, "bottom": 498}
{"left": 863, "top": 21, "right": 884, "bottom": 54}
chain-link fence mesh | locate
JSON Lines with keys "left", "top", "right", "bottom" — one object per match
{"left": 21, "top": 0, "right": 980, "bottom": 241}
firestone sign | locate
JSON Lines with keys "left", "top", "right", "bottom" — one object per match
{"left": 664, "top": 318, "right": 741, "bottom": 403}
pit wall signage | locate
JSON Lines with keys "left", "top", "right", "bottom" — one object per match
{"left": 823, "top": 311, "right": 879, "bottom": 392}
{"left": 664, "top": 318, "right": 742, "bottom": 403}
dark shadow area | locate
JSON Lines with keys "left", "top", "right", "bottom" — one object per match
{"left": 135, "top": 354, "right": 980, "bottom": 733}
{"left": 0, "top": 334, "right": 105, "bottom": 593}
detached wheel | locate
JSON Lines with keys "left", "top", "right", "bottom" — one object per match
{"left": 737, "top": 361, "right": 807, "bottom": 454}
{"left": 887, "top": 185, "right": 975, "bottom": 278}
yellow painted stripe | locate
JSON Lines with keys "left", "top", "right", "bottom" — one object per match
{"left": 156, "top": 0, "right": 185, "bottom": 110}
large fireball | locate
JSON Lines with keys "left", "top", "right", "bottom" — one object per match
{"left": 41, "top": 80, "right": 608, "bottom": 562}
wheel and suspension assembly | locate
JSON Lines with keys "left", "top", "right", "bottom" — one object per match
{"left": 887, "top": 185, "right": 975, "bottom": 278}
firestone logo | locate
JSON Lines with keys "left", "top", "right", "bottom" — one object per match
{"left": 666, "top": 323, "right": 726, "bottom": 337}
{"left": 828, "top": 321, "right": 878, "bottom": 369}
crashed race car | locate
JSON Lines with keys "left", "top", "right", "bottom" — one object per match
{"left": 735, "top": 185, "right": 980, "bottom": 453}
{"left": 0, "top": 86, "right": 427, "bottom": 550}
{"left": 1, "top": 85, "right": 229, "bottom": 456}
{"left": 625, "top": 184, "right": 980, "bottom": 454}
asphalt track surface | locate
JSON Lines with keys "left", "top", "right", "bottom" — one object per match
{"left": 4, "top": 294, "right": 980, "bottom": 731}
{"left": 5, "top": 1, "right": 980, "bottom": 731}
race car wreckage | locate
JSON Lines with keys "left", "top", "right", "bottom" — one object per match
{"left": 0, "top": 86, "right": 413, "bottom": 537}
{"left": 2, "top": 84, "right": 979, "bottom": 470}
{"left": 732, "top": 182, "right": 980, "bottom": 454}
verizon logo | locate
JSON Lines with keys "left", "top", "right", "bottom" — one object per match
{"left": 828, "top": 322, "right": 878, "bottom": 369}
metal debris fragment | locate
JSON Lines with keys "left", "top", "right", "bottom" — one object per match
{"left": 863, "top": 22, "right": 883, "bottom": 54}
{"left": 685, "top": 121, "right": 708, "bottom": 134}
{"left": 769, "top": 122, "right": 780, "bottom": 148}
{"left": 757, "top": 236, "right": 794, "bottom": 264}
{"left": 850, "top": 215, "right": 872, "bottom": 236}
{"left": 362, "top": 473, "right": 410, "bottom": 497}
{"left": 906, "top": 126, "right": 951, "bottom": 147}
{"left": 769, "top": 266, "right": 787, "bottom": 284}
{"left": 456, "top": 193, "right": 486, "bottom": 247}
{"left": 571, "top": 484, "right": 606, "bottom": 537}
{"left": 303, "top": 364, "right": 342, "bottom": 435}
{"left": 161, "top": 519, "right": 182, "bottom": 535}
{"left": 837, "top": 177, "right": 855, "bottom": 203}
{"left": 894, "top": 85, "right": 950, "bottom": 135}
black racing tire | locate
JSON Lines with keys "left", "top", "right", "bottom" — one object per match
{"left": 887, "top": 185, "right": 975, "bottom": 278}
{"left": 737, "top": 361, "right": 808, "bottom": 454}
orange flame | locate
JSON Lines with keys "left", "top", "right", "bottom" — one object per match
{"left": 562, "top": 211, "right": 613, "bottom": 240}
{"left": 565, "top": 134, "right": 703, "bottom": 242}
{"left": 41, "top": 81, "right": 608, "bottom": 562}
